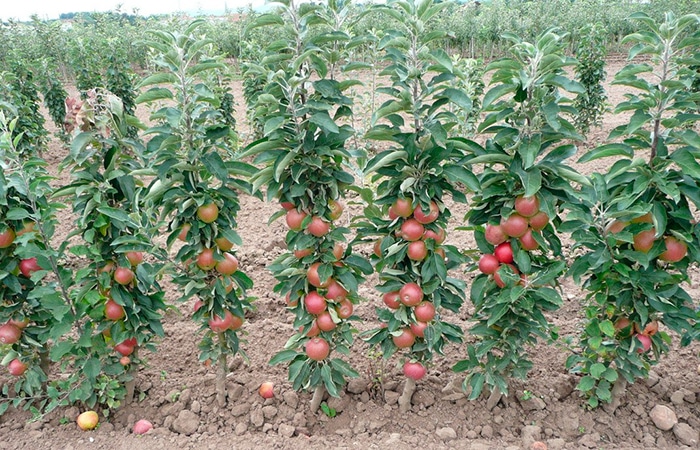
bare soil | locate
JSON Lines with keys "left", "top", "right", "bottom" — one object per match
{"left": 1, "top": 58, "right": 699, "bottom": 450}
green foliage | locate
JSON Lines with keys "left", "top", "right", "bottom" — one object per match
{"left": 105, "top": 54, "right": 137, "bottom": 138}
{"left": 574, "top": 23, "right": 608, "bottom": 134}
{"left": 448, "top": 56, "right": 484, "bottom": 137}
{"left": 566, "top": 11, "right": 700, "bottom": 408}
{"left": 0, "top": 64, "right": 48, "bottom": 157}
{"left": 320, "top": 401, "right": 337, "bottom": 417}
{"left": 2, "top": 0, "right": 699, "bottom": 80}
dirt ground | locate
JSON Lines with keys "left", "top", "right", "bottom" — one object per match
{"left": 1, "top": 57, "right": 699, "bottom": 450}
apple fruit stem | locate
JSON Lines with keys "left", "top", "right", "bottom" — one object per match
{"left": 398, "top": 377, "right": 416, "bottom": 413}
{"left": 310, "top": 384, "right": 325, "bottom": 412}
{"left": 216, "top": 343, "right": 228, "bottom": 407}
{"left": 124, "top": 347, "right": 138, "bottom": 404}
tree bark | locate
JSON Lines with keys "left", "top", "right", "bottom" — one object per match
{"left": 216, "top": 352, "right": 228, "bottom": 407}
{"left": 310, "top": 385, "right": 325, "bottom": 412}
{"left": 486, "top": 385, "right": 502, "bottom": 411}
{"left": 124, "top": 348, "right": 137, "bottom": 404}
{"left": 602, "top": 378, "right": 627, "bottom": 414}
{"left": 398, "top": 378, "right": 416, "bottom": 413}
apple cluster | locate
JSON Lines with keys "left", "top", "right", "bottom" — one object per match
{"left": 282, "top": 200, "right": 350, "bottom": 362}
{"left": 607, "top": 213, "right": 688, "bottom": 262}
{"left": 477, "top": 196, "right": 548, "bottom": 287}
{"left": 99, "top": 251, "right": 146, "bottom": 361}
{"left": 0, "top": 320, "right": 29, "bottom": 376}
{"left": 384, "top": 198, "right": 446, "bottom": 261}
{"left": 179, "top": 203, "right": 246, "bottom": 335}
{"left": 613, "top": 316, "right": 659, "bottom": 353}
{"left": 0, "top": 222, "right": 40, "bottom": 377}
{"left": 375, "top": 198, "right": 446, "bottom": 381}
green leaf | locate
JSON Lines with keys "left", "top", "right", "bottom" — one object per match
{"left": 468, "top": 154, "right": 510, "bottom": 165}
{"left": 96, "top": 206, "right": 132, "bottom": 226}
{"left": 443, "top": 165, "right": 479, "bottom": 192}
{"left": 205, "top": 125, "right": 230, "bottom": 141}
{"left": 364, "top": 150, "right": 407, "bottom": 174}
{"left": 138, "top": 72, "right": 179, "bottom": 88}
{"left": 321, "top": 364, "right": 339, "bottom": 397}
{"left": 135, "top": 88, "right": 173, "bottom": 104}
{"left": 264, "top": 116, "right": 285, "bottom": 136}
{"left": 486, "top": 303, "right": 509, "bottom": 327}
{"left": 49, "top": 341, "right": 74, "bottom": 361}
{"left": 590, "top": 363, "right": 606, "bottom": 379}
{"left": 372, "top": 100, "right": 408, "bottom": 125}
{"left": 443, "top": 88, "right": 472, "bottom": 110}
{"left": 5, "top": 208, "right": 30, "bottom": 221}
{"left": 596, "top": 383, "right": 612, "bottom": 402}
{"left": 576, "top": 376, "right": 596, "bottom": 392}
{"left": 482, "top": 84, "right": 515, "bottom": 109}
{"left": 331, "top": 358, "right": 359, "bottom": 378}
{"left": 240, "top": 138, "right": 283, "bottom": 159}
{"left": 247, "top": 13, "right": 285, "bottom": 30}
{"left": 468, "top": 372, "right": 485, "bottom": 400}
{"left": 602, "top": 368, "right": 619, "bottom": 383}
{"left": 670, "top": 148, "right": 700, "bottom": 179}
{"left": 578, "top": 143, "right": 634, "bottom": 163}
{"left": 202, "top": 152, "right": 229, "bottom": 182}
{"left": 269, "top": 349, "right": 299, "bottom": 366}
{"left": 309, "top": 111, "right": 339, "bottom": 134}
{"left": 70, "top": 132, "right": 95, "bottom": 159}
{"left": 40, "top": 294, "right": 73, "bottom": 322}
{"left": 550, "top": 75, "right": 584, "bottom": 94}
{"left": 518, "top": 168, "right": 542, "bottom": 197}
{"left": 588, "top": 396, "right": 599, "bottom": 408}
{"left": 599, "top": 320, "right": 616, "bottom": 337}
{"left": 84, "top": 357, "right": 101, "bottom": 380}
{"left": 542, "top": 144, "right": 576, "bottom": 163}
{"left": 626, "top": 109, "right": 651, "bottom": 135}
{"left": 551, "top": 165, "right": 591, "bottom": 186}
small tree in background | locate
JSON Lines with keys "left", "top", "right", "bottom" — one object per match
{"left": 574, "top": 23, "right": 608, "bottom": 134}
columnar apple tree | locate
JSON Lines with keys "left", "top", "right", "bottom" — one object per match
{"left": 244, "top": 0, "right": 372, "bottom": 411}
{"left": 0, "top": 112, "right": 63, "bottom": 415}
{"left": 55, "top": 90, "right": 167, "bottom": 407}
{"left": 565, "top": 12, "right": 700, "bottom": 408}
{"left": 138, "top": 20, "right": 255, "bottom": 407}
{"left": 356, "top": 0, "right": 477, "bottom": 412}
{"left": 452, "top": 29, "right": 588, "bottom": 403}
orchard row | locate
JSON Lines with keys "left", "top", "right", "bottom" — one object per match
{"left": 1, "top": 3, "right": 699, "bottom": 417}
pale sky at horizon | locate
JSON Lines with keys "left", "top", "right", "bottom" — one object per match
{"left": 1, "top": 0, "right": 268, "bottom": 21}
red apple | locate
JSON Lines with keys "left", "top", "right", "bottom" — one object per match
{"left": 259, "top": 381, "right": 274, "bottom": 399}
{"left": 19, "top": 258, "right": 41, "bottom": 277}
{"left": 133, "top": 419, "right": 153, "bottom": 435}
{"left": 8, "top": 358, "right": 27, "bottom": 376}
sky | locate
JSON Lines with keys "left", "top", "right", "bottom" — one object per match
{"left": 1, "top": 0, "right": 268, "bottom": 21}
